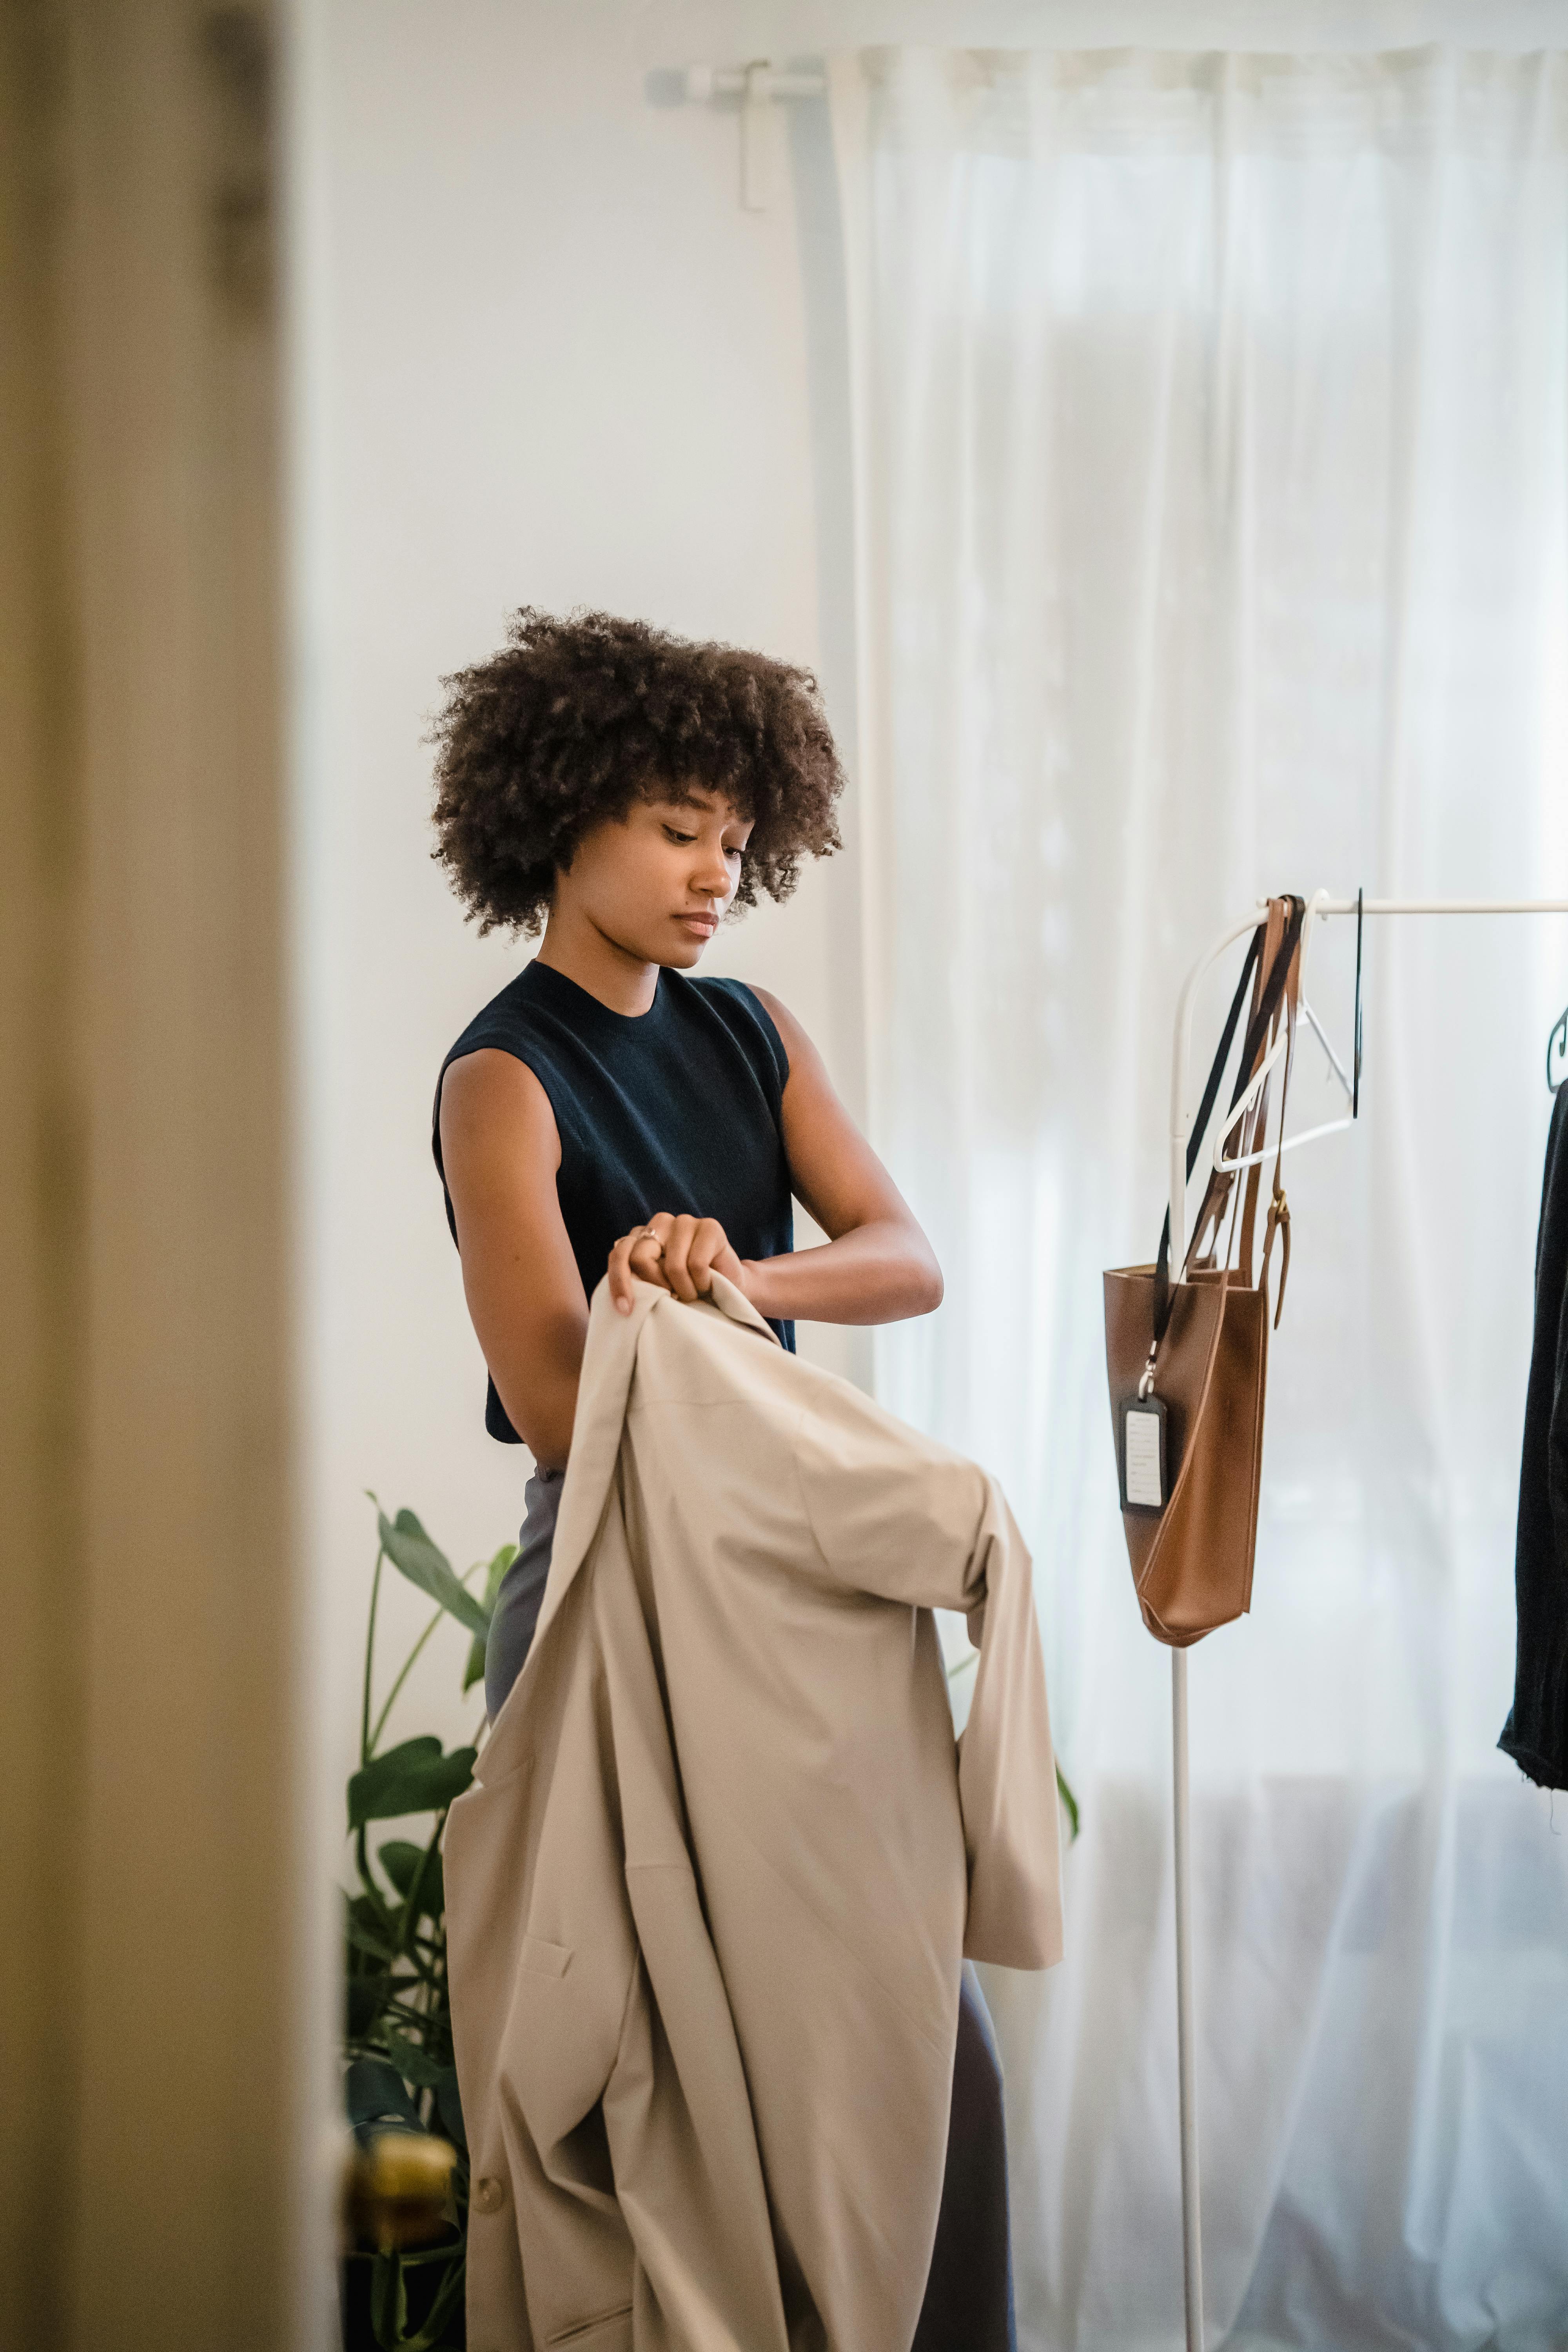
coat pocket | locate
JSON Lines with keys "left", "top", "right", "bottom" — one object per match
{"left": 520, "top": 1933, "right": 571, "bottom": 1979}
{"left": 546, "top": 2303, "right": 631, "bottom": 2350}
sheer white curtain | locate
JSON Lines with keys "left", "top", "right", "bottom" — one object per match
{"left": 829, "top": 46, "right": 1568, "bottom": 2351}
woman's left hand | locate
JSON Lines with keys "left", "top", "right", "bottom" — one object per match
{"left": 608, "top": 1212, "right": 747, "bottom": 1314}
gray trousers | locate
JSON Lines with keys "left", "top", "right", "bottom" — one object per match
{"left": 483, "top": 1466, "right": 564, "bottom": 1728}
{"left": 483, "top": 1470, "right": 1016, "bottom": 2352}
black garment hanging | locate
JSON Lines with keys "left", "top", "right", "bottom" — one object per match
{"left": 1498, "top": 1081, "right": 1568, "bottom": 1790}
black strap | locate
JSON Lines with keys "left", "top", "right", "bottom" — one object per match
{"left": 1151, "top": 926, "right": 1261, "bottom": 1345}
{"left": 1151, "top": 896, "right": 1307, "bottom": 1347}
{"left": 1223, "top": 895, "right": 1306, "bottom": 1122}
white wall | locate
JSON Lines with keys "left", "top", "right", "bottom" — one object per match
{"left": 298, "top": 0, "right": 862, "bottom": 1793}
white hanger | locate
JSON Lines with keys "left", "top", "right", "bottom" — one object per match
{"left": 1212, "top": 890, "right": 1357, "bottom": 1174}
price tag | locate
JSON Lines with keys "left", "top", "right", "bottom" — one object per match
{"left": 1120, "top": 1395, "right": 1168, "bottom": 1515}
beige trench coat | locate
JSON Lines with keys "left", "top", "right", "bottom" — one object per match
{"left": 445, "top": 1272, "right": 1062, "bottom": 2352}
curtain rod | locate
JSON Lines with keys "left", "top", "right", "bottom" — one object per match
{"left": 679, "top": 62, "right": 826, "bottom": 210}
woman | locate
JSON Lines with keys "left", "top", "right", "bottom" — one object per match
{"left": 430, "top": 608, "right": 1014, "bottom": 2352}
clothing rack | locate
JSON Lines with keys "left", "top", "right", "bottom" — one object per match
{"left": 1163, "top": 891, "right": 1568, "bottom": 2352}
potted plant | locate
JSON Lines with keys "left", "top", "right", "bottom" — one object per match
{"left": 340, "top": 1502, "right": 514, "bottom": 2352}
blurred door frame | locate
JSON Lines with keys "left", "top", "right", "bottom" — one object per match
{"left": 2, "top": 4, "right": 318, "bottom": 2345}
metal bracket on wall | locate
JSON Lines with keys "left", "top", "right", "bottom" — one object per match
{"left": 682, "top": 61, "right": 826, "bottom": 211}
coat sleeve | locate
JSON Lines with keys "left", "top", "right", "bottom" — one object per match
{"left": 792, "top": 1397, "right": 1064, "bottom": 1970}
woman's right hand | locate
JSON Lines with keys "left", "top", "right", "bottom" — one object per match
{"left": 606, "top": 1212, "right": 745, "bottom": 1315}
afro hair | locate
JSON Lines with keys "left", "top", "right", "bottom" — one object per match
{"left": 428, "top": 608, "right": 845, "bottom": 936}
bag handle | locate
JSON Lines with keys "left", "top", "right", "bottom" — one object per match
{"left": 1235, "top": 899, "right": 1292, "bottom": 1285}
{"left": 1194, "top": 896, "right": 1305, "bottom": 1267}
{"left": 1150, "top": 927, "right": 1261, "bottom": 1350}
{"left": 1151, "top": 895, "right": 1305, "bottom": 1347}
{"left": 1185, "top": 895, "right": 1305, "bottom": 1278}
{"left": 1232, "top": 897, "right": 1304, "bottom": 1303}
{"left": 1258, "top": 909, "right": 1304, "bottom": 1326}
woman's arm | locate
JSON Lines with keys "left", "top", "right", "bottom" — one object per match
{"left": 740, "top": 987, "right": 942, "bottom": 1325}
{"left": 443, "top": 1001, "right": 940, "bottom": 1463}
{"left": 437, "top": 1049, "right": 588, "bottom": 1469}
{"left": 602, "top": 996, "right": 940, "bottom": 1323}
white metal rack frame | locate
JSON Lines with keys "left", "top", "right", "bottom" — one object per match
{"left": 1163, "top": 892, "right": 1568, "bottom": 2352}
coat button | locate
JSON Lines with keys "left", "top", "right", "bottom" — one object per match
{"left": 471, "top": 2174, "right": 506, "bottom": 2216}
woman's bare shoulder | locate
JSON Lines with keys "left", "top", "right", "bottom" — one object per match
{"left": 439, "top": 1047, "right": 559, "bottom": 1165}
{"left": 742, "top": 984, "right": 825, "bottom": 1080}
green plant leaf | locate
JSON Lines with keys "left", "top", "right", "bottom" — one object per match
{"left": 378, "top": 1508, "right": 491, "bottom": 1640}
{"left": 370, "top": 2247, "right": 407, "bottom": 2350}
{"left": 346, "top": 1975, "right": 385, "bottom": 2039}
{"left": 348, "top": 1737, "right": 476, "bottom": 1831}
{"left": 345, "top": 1888, "right": 402, "bottom": 1963}
{"left": 346, "top": 1917, "right": 400, "bottom": 1965}
{"left": 399, "top": 2248, "right": 467, "bottom": 2352}
{"left": 345, "top": 2056, "right": 420, "bottom": 2132}
{"left": 348, "top": 1885, "right": 394, "bottom": 1932}
{"left": 434, "top": 2067, "right": 466, "bottom": 2156}
{"left": 378, "top": 1838, "right": 445, "bottom": 1918}
{"left": 463, "top": 1542, "right": 516, "bottom": 1693}
{"left": 377, "top": 1840, "right": 424, "bottom": 1899}
{"left": 380, "top": 2029, "right": 448, "bottom": 2091}
{"left": 1056, "top": 1762, "right": 1081, "bottom": 1842}
{"left": 376, "top": 1842, "right": 419, "bottom": 1896}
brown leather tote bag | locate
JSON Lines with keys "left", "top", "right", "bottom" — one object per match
{"left": 1103, "top": 897, "right": 1304, "bottom": 1646}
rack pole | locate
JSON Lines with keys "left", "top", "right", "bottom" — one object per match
{"left": 1161, "top": 890, "right": 1568, "bottom": 2352}
{"left": 1165, "top": 917, "right": 1251, "bottom": 2352}
{"left": 1172, "top": 1645, "right": 1203, "bottom": 2352}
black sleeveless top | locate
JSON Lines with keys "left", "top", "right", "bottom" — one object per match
{"left": 432, "top": 959, "right": 795, "bottom": 1442}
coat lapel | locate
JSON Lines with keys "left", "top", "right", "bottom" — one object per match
{"left": 476, "top": 1272, "right": 777, "bottom": 1783}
